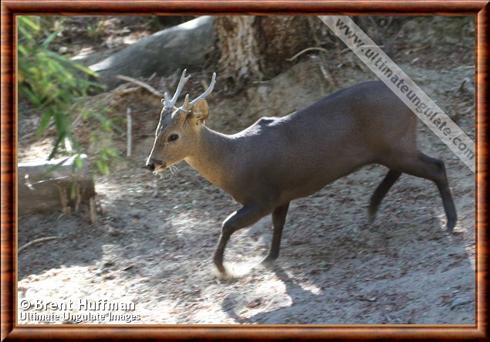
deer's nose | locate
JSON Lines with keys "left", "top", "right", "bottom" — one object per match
{"left": 144, "top": 162, "right": 155, "bottom": 171}
{"left": 144, "top": 158, "right": 163, "bottom": 171}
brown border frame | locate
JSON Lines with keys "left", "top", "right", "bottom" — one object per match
{"left": 1, "top": 1, "right": 488, "bottom": 340}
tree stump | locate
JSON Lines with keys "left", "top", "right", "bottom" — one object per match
{"left": 18, "top": 155, "right": 96, "bottom": 216}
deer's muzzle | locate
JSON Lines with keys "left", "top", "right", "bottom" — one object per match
{"left": 145, "top": 158, "right": 165, "bottom": 172}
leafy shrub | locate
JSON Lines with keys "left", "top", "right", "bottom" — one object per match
{"left": 18, "top": 16, "right": 119, "bottom": 174}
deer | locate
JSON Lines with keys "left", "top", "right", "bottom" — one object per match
{"left": 145, "top": 69, "right": 457, "bottom": 276}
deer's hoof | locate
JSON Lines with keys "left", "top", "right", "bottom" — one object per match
{"left": 213, "top": 258, "right": 231, "bottom": 278}
{"left": 214, "top": 265, "right": 236, "bottom": 281}
{"left": 367, "top": 212, "right": 376, "bottom": 224}
{"left": 447, "top": 218, "right": 457, "bottom": 234}
{"left": 214, "top": 263, "right": 226, "bottom": 275}
{"left": 261, "top": 256, "right": 277, "bottom": 268}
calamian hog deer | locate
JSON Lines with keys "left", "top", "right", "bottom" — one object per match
{"left": 145, "top": 70, "right": 457, "bottom": 275}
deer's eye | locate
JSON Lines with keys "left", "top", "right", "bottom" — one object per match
{"left": 167, "top": 134, "right": 179, "bottom": 142}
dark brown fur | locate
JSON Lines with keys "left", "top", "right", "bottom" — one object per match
{"left": 147, "top": 80, "right": 457, "bottom": 275}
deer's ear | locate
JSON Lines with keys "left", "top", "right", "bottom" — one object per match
{"left": 191, "top": 99, "right": 209, "bottom": 123}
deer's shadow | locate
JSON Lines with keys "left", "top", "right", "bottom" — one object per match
{"left": 221, "top": 265, "right": 322, "bottom": 324}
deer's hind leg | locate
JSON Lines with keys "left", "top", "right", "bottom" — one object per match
{"left": 383, "top": 152, "right": 457, "bottom": 232}
{"left": 368, "top": 170, "right": 402, "bottom": 223}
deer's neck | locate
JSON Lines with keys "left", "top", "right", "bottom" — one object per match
{"left": 185, "top": 126, "right": 236, "bottom": 191}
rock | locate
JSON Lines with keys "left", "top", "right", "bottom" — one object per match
{"left": 102, "top": 260, "right": 116, "bottom": 268}
{"left": 246, "top": 298, "right": 263, "bottom": 309}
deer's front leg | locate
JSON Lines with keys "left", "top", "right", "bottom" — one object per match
{"left": 213, "top": 204, "right": 269, "bottom": 274}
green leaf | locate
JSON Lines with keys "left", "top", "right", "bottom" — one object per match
{"left": 72, "top": 63, "right": 99, "bottom": 78}
{"left": 42, "top": 31, "right": 58, "bottom": 48}
{"left": 18, "top": 16, "right": 117, "bottom": 175}
{"left": 73, "top": 154, "right": 85, "bottom": 171}
{"left": 96, "top": 160, "right": 110, "bottom": 175}
{"left": 37, "top": 110, "right": 52, "bottom": 135}
{"left": 18, "top": 16, "right": 40, "bottom": 32}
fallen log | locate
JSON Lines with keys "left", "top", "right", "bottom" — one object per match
{"left": 90, "top": 16, "right": 215, "bottom": 89}
{"left": 18, "top": 155, "right": 96, "bottom": 216}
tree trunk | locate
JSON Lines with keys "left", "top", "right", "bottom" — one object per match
{"left": 214, "top": 16, "right": 319, "bottom": 88}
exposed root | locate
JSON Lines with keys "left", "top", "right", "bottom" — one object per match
{"left": 116, "top": 74, "right": 164, "bottom": 98}
{"left": 19, "top": 236, "right": 59, "bottom": 254}
{"left": 287, "top": 46, "right": 329, "bottom": 62}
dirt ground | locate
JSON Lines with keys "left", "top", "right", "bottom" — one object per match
{"left": 17, "top": 16, "right": 475, "bottom": 324}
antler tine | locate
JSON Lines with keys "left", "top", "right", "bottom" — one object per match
{"left": 167, "top": 69, "right": 191, "bottom": 107}
{"left": 190, "top": 72, "right": 216, "bottom": 105}
{"left": 161, "top": 91, "right": 170, "bottom": 104}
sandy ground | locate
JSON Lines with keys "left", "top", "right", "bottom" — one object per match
{"left": 17, "top": 120, "right": 476, "bottom": 324}
{"left": 17, "top": 16, "right": 475, "bottom": 325}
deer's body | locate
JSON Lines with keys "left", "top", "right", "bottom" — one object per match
{"left": 186, "top": 81, "right": 416, "bottom": 206}
{"left": 146, "top": 71, "right": 457, "bottom": 276}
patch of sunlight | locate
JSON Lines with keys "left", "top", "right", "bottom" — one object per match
{"left": 170, "top": 212, "right": 214, "bottom": 237}
{"left": 136, "top": 300, "right": 179, "bottom": 323}
{"left": 434, "top": 210, "right": 462, "bottom": 236}
{"left": 19, "top": 265, "right": 93, "bottom": 297}
{"left": 237, "top": 271, "right": 323, "bottom": 316}
{"left": 255, "top": 277, "right": 287, "bottom": 295}
{"left": 178, "top": 16, "right": 210, "bottom": 31}
{"left": 434, "top": 210, "right": 449, "bottom": 231}
{"left": 17, "top": 264, "right": 154, "bottom": 324}
{"left": 191, "top": 308, "right": 234, "bottom": 324}
{"left": 434, "top": 210, "right": 475, "bottom": 271}
{"left": 95, "top": 181, "right": 119, "bottom": 193}
{"left": 71, "top": 47, "right": 95, "bottom": 61}
{"left": 297, "top": 281, "right": 322, "bottom": 295}
{"left": 90, "top": 55, "right": 115, "bottom": 72}
{"left": 18, "top": 138, "right": 56, "bottom": 162}
{"left": 219, "top": 258, "right": 263, "bottom": 278}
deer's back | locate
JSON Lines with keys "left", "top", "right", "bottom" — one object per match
{"left": 229, "top": 81, "right": 417, "bottom": 204}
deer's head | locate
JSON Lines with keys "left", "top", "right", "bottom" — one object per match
{"left": 145, "top": 70, "right": 216, "bottom": 173}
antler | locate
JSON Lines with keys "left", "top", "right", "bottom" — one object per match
{"left": 190, "top": 72, "right": 216, "bottom": 105}
{"left": 164, "top": 69, "right": 191, "bottom": 108}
